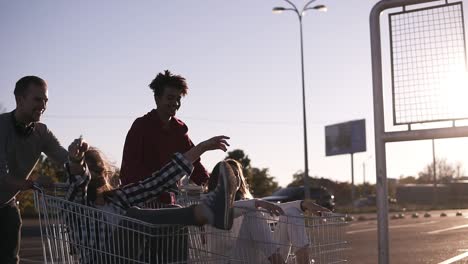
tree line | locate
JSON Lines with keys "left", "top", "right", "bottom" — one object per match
{"left": 398, "top": 158, "right": 464, "bottom": 185}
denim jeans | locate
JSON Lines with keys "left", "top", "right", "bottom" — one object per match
{"left": 127, "top": 205, "right": 196, "bottom": 263}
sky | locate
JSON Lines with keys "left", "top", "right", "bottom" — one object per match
{"left": 2, "top": 0, "right": 468, "bottom": 188}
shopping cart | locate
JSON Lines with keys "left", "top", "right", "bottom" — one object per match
{"left": 174, "top": 186, "right": 349, "bottom": 263}
{"left": 34, "top": 185, "right": 348, "bottom": 263}
{"left": 202, "top": 207, "right": 348, "bottom": 264}
{"left": 33, "top": 189, "right": 236, "bottom": 263}
{"left": 305, "top": 212, "right": 348, "bottom": 263}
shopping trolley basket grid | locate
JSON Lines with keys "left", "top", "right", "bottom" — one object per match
{"left": 34, "top": 188, "right": 348, "bottom": 263}
{"left": 226, "top": 208, "right": 348, "bottom": 264}
{"left": 34, "top": 191, "right": 196, "bottom": 263}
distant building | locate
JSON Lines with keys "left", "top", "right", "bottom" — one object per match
{"left": 396, "top": 181, "right": 468, "bottom": 206}
{"left": 447, "top": 179, "right": 468, "bottom": 206}
{"left": 396, "top": 184, "right": 449, "bottom": 204}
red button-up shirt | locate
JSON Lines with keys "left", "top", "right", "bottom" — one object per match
{"left": 120, "top": 109, "right": 209, "bottom": 189}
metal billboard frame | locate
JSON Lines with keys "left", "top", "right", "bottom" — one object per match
{"left": 370, "top": 1, "right": 468, "bottom": 263}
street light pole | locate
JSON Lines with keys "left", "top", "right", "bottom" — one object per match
{"left": 273, "top": 0, "right": 327, "bottom": 200}
{"left": 299, "top": 10, "right": 312, "bottom": 201}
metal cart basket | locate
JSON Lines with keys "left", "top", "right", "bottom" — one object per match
{"left": 34, "top": 188, "right": 348, "bottom": 263}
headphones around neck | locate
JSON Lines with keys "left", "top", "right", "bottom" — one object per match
{"left": 11, "top": 111, "right": 35, "bottom": 137}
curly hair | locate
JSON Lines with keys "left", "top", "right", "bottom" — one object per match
{"left": 148, "top": 70, "right": 188, "bottom": 99}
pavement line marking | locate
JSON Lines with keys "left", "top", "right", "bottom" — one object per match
{"left": 348, "top": 222, "right": 374, "bottom": 227}
{"left": 347, "top": 228, "right": 377, "bottom": 234}
{"left": 438, "top": 252, "right": 468, "bottom": 264}
{"left": 427, "top": 224, "right": 468, "bottom": 235}
{"left": 347, "top": 221, "right": 437, "bottom": 234}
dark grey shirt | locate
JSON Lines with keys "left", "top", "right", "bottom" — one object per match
{"left": 0, "top": 111, "right": 68, "bottom": 205}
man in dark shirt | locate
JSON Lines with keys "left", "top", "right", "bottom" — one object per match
{"left": 120, "top": 70, "right": 209, "bottom": 203}
{"left": 120, "top": 70, "right": 211, "bottom": 262}
{"left": 0, "top": 76, "right": 85, "bottom": 264}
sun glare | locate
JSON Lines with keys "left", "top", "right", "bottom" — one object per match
{"left": 438, "top": 66, "right": 468, "bottom": 119}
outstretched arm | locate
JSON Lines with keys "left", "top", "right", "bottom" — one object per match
{"left": 185, "top": 137, "right": 210, "bottom": 185}
{"left": 299, "top": 200, "right": 331, "bottom": 215}
{"left": 115, "top": 136, "right": 230, "bottom": 208}
{"left": 184, "top": 136, "right": 229, "bottom": 163}
{"left": 65, "top": 137, "right": 90, "bottom": 204}
{"left": 278, "top": 200, "right": 331, "bottom": 216}
{"left": 234, "top": 199, "right": 285, "bottom": 217}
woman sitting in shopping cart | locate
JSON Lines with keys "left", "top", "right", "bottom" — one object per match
{"left": 206, "top": 159, "right": 330, "bottom": 264}
{"left": 65, "top": 135, "right": 237, "bottom": 263}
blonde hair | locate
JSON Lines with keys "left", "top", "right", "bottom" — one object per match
{"left": 84, "top": 147, "right": 115, "bottom": 193}
{"left": 208, "top": 159, "right": 253, "bottom": 200}
{"left": 225, "top": 159, "right": 253, "bottom": 199}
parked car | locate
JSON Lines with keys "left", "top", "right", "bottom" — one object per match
{"left": 261, "top": 186, "right": 335, "bottom": 211}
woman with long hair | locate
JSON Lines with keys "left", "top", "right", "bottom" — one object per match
{"left": 66, "top": 135, "right": 237, "bottom": 263}
{"left": 208, "top": 158, "right": 330, "bottom": 264}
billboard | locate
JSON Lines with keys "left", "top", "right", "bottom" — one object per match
{"left": 325, "top": 119, "right": 366, "bottom": 156}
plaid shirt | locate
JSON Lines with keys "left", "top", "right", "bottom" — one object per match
{"left": 65, "top": 153, "right": 193, "bottom": 263}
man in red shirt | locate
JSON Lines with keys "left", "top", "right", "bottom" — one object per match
{"left": 120, "top": 70, "right": 209, "bottom": 203}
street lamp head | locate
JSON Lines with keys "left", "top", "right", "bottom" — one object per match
{"left": 312, "top": 4, "right": 327, "bottom": 12}
{"left": 272, "top": 7, "right": 286, "bottom": 14}
{"left": 302, "top": 4, "right": 328, "bottom": 15}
